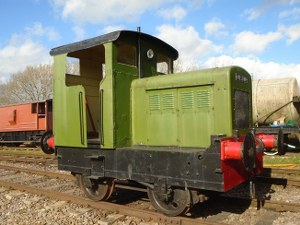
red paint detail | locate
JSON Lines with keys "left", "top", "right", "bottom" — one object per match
{"left": 256, "top": 133, "right": 277, "bottom": 149}
{"left": 254, "top": 134, "right": 264, "bottom": 174}
{"left": 47, "top": 136, "right": 55, "bottom": 149}
{"left": 255, "top": 151, "right": 264, "bottom": 174}
{"left": 220, "top": 135, "right": 263, "bottom": 192}
{"left": 222, "top": 160, "right": 248, "bottom": 192}
{"left": 221, "top": 137, "right": 246, "bottom": 191}
{"left": 221, "top": 140, "right": 243, "bottom": 160}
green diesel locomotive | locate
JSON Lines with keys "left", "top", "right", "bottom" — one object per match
{"left": 50, "top": 30, "right": 263, "bottom": 216}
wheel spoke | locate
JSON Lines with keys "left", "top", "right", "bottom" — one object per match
{"left": 147, "top": 187, "right": 191, "bottom": 216}
{"left": 78, "top": 175, "right": 114, "bottom": 201}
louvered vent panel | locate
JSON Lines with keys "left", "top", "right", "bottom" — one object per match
{"left": 197, "top": 90, "right": 211, "bottom": 108}
{"left": 149, "top": 94, "right": 160, "bottom": 110}
{"left": 181, "top": 92, "right": 194, "bottom": 109}
{"left": 162, "top": 93, "right": 175, "bottom": 110}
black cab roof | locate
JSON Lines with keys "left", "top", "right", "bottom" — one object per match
{"left": 49, "top": 30, "right": 178, "bottom": 60}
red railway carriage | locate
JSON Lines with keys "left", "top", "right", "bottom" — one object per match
{"left": 0, "top": 99, "right": 54, "bottom": 154}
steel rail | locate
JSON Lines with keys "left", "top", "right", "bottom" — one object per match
{"left": 0, "top": 164, "right": 72, "bottom": 180}
{"left": 0, "top": 179, "right": 224, "bottom": 225}
{"left": 263, "top": 167, "right": 300, "bottom": 176}
{"left": 252, "top": 198, "right": 300, "bottom": 212}
{"left": 2, "top": 162, "right": 300, "bottom": 221}
{"left": 1, "top": 164, "right": 300, "bottom": 223}
{"left": 0, "top": 154, "right": 56, "bottom": 164}
{"left": 256, "top": 176, "right": 300, "bottom": 187}
{"left": 0, "top": 153, "right": 55, "bottom": 159}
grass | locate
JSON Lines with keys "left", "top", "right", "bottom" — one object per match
{"left": 0, "top": 148, "right": 44, "bottom": 155}
{"left": 263, "top": 153, "right": 300, "bottom": 166}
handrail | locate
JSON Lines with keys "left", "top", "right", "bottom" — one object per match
{"left": 99, "top": 89, "right": 104, "bottom": 145}
{"left": 78, "top": 92, "right": 85, "bottom": 145}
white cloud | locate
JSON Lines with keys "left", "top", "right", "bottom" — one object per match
{"left": 203, "top": 55, "right": 300, "bottom": 90}
{"left": 243, "top": 8, "right": 261, "bottom": 21}
{"left": 204, "top": 18, "right": 228, "bottom": 37}
{"left": 243, "top": 0, "right": 300, "bottom": 20}
{"left": 278, "top": 23, "right": 300, "bottom": 44}
{"left": 0, "top": 39, "right": 51, "bottom": 82}
{"left": 279, "top": 7, "right": 300, "bottom": 19}
{"left": 232, "top": 31, "right": 282, "bottom": 54}
{"left": 50, "top": 0, "right": 215, "bottom": 25}
{"left": 157, "top": 25, "right": 222, "bottom": 69}
{"left": 158, "top": 5, "right": 187, "bottom": 22}
{"left": 100, "top": 25, "right": 126, "bottom": 35}
{"left": 24, "top": 22, "right": 61, "bottom": 41}
{"left": 72, "top": 26, "right": 86, "bottom": 41}
{"left": 51, "top": 0, "right": 169, "bottom": 24}
{"left": 0, "top": 23, "right": 56, "bottom": 82}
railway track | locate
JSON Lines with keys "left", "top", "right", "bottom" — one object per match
{"left": 263, "top": 167, "right": 300, "bottom": 176}
{"left": 257, "top": 176, "right": 300, "bottom": 187}
{"left": 0, "top": 164, "right": 226, "bottom": 225}
{"left": 0, "top": 153, "right": 56, "bottom": 164}
{"left": 0, "top": 146, "right": 41, "bottom": 152}
{"left": 258, "top": 167, "right": 300, "bottom": 187}
{"left": 1, "top": 152, "right": 300, "bottom": 223}
{"left": 1, "top": 164, "right": 300, "bottom": 218}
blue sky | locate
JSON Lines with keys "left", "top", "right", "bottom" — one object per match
{"left": 0, "top": 0, "right": 299, "bottom": 89}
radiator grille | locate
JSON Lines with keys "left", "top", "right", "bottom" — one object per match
{"left": 162, "top": 93, "right": 175, "bottom": 110}
{"left": 197, "top": 90, "right": 211, "bottom": 108}
{"left": 149, "top": 94, "right": 160, "bottom": 110}
{"left": 181, "top": 92, "right": 194, "bottom": 109}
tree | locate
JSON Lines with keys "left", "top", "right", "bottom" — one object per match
{"left": 174, "top": 59, "right": 200, "bottom": 73}
{"left": 0, "top": 84, "right": 10, "bottom": 106}
{"left": 1, "top": 64, "right": 53, "bottom": 105}
{"left": 157, "top": 59, "right": 200, "bottom": 74}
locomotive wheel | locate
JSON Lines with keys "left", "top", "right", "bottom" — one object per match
{"left": 78, "top": 175, "right": 114, "bottom": 201}
{"left": 40, "top": 131, "right": 54, "bottom": 155}
{"left": 147, "top": 187, "right": 191, "bottom": 216}
{"left": 242, "top": 132, "right": 256, "bottom": 172}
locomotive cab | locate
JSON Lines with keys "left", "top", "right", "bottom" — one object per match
{"left": 50, "top": 30, "right": 178, "bottom": 149}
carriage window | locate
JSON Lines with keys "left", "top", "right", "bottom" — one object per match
{"left": 117, "top": 42, "right": 136, "bottom": 66}
{"left": 47, "top": 101, "right": 53, "bottom": 112}
{"left": 38, "top": 102, "right": 46, "bottom": 114}
{"left": 31, "top": 103, "right": 37, "bottom": 114}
